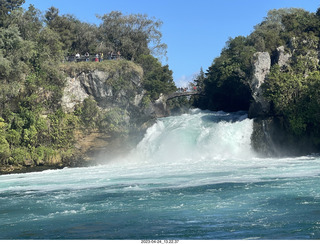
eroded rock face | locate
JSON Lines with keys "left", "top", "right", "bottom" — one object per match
{"left": 61, "top": 77, "right": 89, "bottom": 113}
{"left": 79, "top": 70, "right": 113, "bottom": 100}
{"left": 62, "top": 69, "right": 143, "bottom": 112}
{"left": 248, "top": 52, "right": 271, "bottom": 118}
{"left": 61, "top": 68, "right": 169, "bottom": 130}
{"left": 276, "top": 46, "right": 292, "bottom": 70}
{"left": 249, "top": 47, "right": 318, "bottom": 157}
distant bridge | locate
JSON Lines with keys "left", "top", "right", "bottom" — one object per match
{"left": 166, "top": 91, "right": 203, "bottom": 101}
{"left": 153, "top": 91, "right": 204, "bottom": 116}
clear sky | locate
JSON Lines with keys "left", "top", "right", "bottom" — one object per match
{"left": 23, "top": 0, "right": 320, "bottom": 87}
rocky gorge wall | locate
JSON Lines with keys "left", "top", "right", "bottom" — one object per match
{"left": 248, "top": 44, "right": 319, "bottom": 156}
{"left": 60, "top": 62, "right": 169, "bottom": 165}
{"left": 0, "top": 60, "right": 175, "bottom": 174}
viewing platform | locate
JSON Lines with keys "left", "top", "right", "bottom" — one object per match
{"left": 66, "top": 53, "right": 121, "bottom": 62}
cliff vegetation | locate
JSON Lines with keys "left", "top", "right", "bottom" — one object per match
{"left": 0, "top": 0, "right": 177, "bottom": 173}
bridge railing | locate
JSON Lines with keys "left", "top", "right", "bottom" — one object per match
{"left": 166, "top": 90, "right": 203, "bottom": 101}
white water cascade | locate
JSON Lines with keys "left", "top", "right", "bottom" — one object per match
{"left": 132, "top": 109, "right": 256, "bottom": 163}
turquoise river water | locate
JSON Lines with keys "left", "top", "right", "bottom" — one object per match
{"left": 1, "top": 110, "right": 320, "bottom": 240}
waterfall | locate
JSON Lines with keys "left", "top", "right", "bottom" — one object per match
{"left": 132, "top": 109, "right": 256, "bottom": 163}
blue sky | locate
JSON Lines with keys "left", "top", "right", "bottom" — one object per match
{"left": 23, "top": 0, "right": 320, "bottom": 87}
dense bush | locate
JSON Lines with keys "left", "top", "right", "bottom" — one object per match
{"left": 136, "top": 54, "right": 176, "bottom": 100}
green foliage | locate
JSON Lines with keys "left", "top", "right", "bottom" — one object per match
{"left": 74, "top": 98, "right": 129, "bottom": 135}
{"left": 0, "top": 25, "right": 32, "bottom": 80}
{"left": 141, "top": 95, "right": 152, "bottom": 108}
{"left": 200, "top": 36, "right": 255, "bottom": 111}
{"left": 191, "top": 68, "right": 206, "bottom": 108}
{"left": 248, "top": 9, "right": 291, "bottom": 53}
{"left": 44, "top": 7, "right": 95, "bottom": 55}
{"left": 0, "top": 119, "right": 10, "bottom": 162}
{"left": 17, "top": 4, "right": 42, "bottom": 41}
{"left": 264, "top": 66, "right": 320, "bottom": 139}
{"left": 48, "top": 109, "right": 78, "bottom": 148}
{"left": 136, "top": 54, "right": 176, "bottom": 100}
{"left": 263, "top": 65, "right": 305, "bottom": 112}
{"left": 6, "top": 129, "right": 21, "bottom": 146}
{"left": 0, "top": 0, "right": 25, "bottom": 27}
{"left": 97, "top": 11, "right": 167, "bottom": 61}
{"left": 10, "top": 147, "right": 29, "bottom": 165}
{"left": 99, "top": 108, "right": 129, "bottom": 135}
{"left": 0, "top": 136, "right": 10, "bottom": 162}
{"left": 75, "top": 97, "right": 100, "bottom": 128}
{"left": 256, "top": 8, "right": 320, "bottom": 140}
{"left": 60, "top": 59, "right": 143, "bottom": 77}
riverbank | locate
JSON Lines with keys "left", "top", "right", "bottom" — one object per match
{"left": 0, "top": 130, "right": 140, "bottom": 175}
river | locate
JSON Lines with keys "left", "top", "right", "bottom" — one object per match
{"left": 1, "top": 109, "right": 320, "bottom": 239}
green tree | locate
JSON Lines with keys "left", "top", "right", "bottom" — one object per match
{"left": 0, "top": 24, "right": 34, "bottom": 82}
{"left": 191, "top": 67, "right": 206, "bottom": 108}
{"left": 136, "top": 54, "right": 176, "bottom": 99}
{"left": 0, "top": 0, "right": 25, "bottom": 27}
{"left": 248, "top": 8, "right": 304, "bottom": 53}
{"left": 97, "top": 11, "right": 167, "bottom": 61}
{"left": 45, "top": 7, "right": 78, "bottom": 54}
{"left": 201, "top": 36, "right": 255, "bottom": 111}
{"left": 72, "top": 21, "right": 98, "bottom": 54}
{"left": 194, "top": 67, "right": 205, "bottom": 92}
{"left": 15, "top": 4, "right": 43, "bottom": 41}
{"left": 0, "top": 117, "right": 10, "bottom": 162}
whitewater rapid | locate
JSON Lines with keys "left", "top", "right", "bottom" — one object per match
{"left": 134, "top": 109, "right": 255, "bottom": 162}
{"left": 1, "top": 109, "right": 320, "bottom": 239}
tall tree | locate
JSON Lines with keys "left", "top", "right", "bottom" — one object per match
{"left": 194, "top": 67, "right": 205, "bottom": 92}
{"left": 0, "top": 0, "right": 25, "bottom": 27}
{"left": 10, "top": 4, "right": 43, "bottom": 41}
{"left": 45, "top": 7, "right": 81, "bottom": 54}
{"left": 136, "top": 54, "right": 176, "bottom": 99}
{"left": 97, "top": 11, "right": 167, "bottom": 61}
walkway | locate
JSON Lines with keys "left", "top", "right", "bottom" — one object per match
{"left": 66, "top": 53, "right": 121, "bottom": 62}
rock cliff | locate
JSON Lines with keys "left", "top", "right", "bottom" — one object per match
{"left": 248, "top": 48, "right": 287, "bottom": 156}
{"left": 0, "top": 60, "right": 173, "bottom": 174}
{"left": 249, "top": 44, "right": 320, "bottom": 156}
{"left": 61, "top": 62, "right": 168, "bottom": 124}
{"left": 248, "top": 52, "right": 271, "bottom": 118}
{"left": 60, "top": 61, "right": 169, "bottom": 163}
{"left": 248, "top": 46, "right": 294, "bottom": 119}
